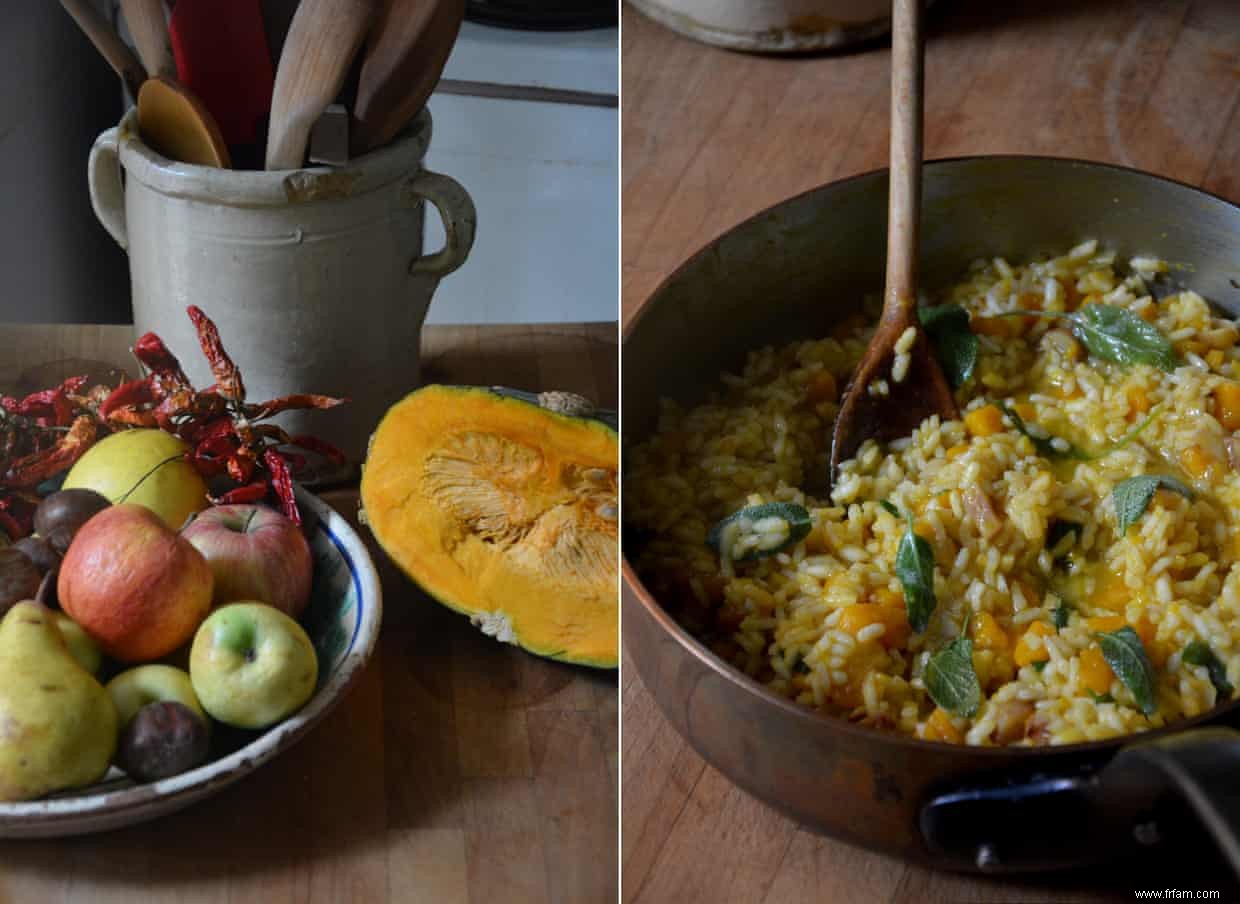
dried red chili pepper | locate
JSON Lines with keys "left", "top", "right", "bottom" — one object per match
{"left": 289, "top": 434, "right": 348, "bottom": 466}
{"left": 100, "top": 377, "right": 156, "bottom": 418}
{"left": 187, "top": 306, "right": 245, "bottom": 402}
{"left": 133, "top": 333, "right": 190, "bottom": 390}
{"left": 3, "top": 416, "right": 97, "bottom": 488}
{"left": 226, "top": 446, "right": 258, "bottom": 484}
{"left": 211, "top": 481, "right": 269, "bottom": 506}
{"left": 243, "top": 393, "right": 346, "bottom": 419}
{"left": 262, "top": 447, "right": 299, "bottom": 524}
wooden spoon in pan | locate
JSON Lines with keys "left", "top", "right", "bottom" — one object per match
{"left": 828, "top": 0, "right": 957, "bottom": 481}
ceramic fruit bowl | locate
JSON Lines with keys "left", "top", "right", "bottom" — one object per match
{"left": 0, "top": 486, "right": 381, "bottom": 838}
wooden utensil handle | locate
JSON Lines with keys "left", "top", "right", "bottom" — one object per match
{"left": 885, "top": 0, "right": 923, "bottom": 314}
{"left": 60, "top": 0, "right": 148, "bottom": 98}
{"left": 120, "top": 0, "right": 177, "bottom": 79}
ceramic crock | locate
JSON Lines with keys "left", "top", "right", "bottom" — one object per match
{"left": 628, "top": 0, "right": 896, "bottom": 52}
{"left": 87, "top": 107, "right": 476, "bottom": 463}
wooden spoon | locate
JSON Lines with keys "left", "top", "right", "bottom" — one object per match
{"left": 266, "top": 0, "right": 378, "bottom": 170}
{"left": 59, "top": 0, "right": 147, "bottom": 99}
{"left": 828, "top": 0, "right": 957, "bottom": 481}
{"left": 351, "top": 0, "right": 465, "bottom": 155}
{"left": 119, "top": 0, "right": 176, "bottom": 78}
{"left": 137, "top": 76, "right": 232, "bottom": 168}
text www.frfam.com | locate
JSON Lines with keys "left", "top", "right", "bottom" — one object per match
{"left": 1134, "top": 891, "right": 1222, "bottom": 900}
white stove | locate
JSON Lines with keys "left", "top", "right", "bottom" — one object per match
{"left": 422, "top": 21, "right": 618, "bottom": 326}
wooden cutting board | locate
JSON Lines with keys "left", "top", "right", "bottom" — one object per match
{"left": 0, "top": 322, "right": 618, "bottom": 904}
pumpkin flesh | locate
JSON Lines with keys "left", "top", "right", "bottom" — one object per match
{"left": 361, "top": 386, "right": 618, "bottom": 667}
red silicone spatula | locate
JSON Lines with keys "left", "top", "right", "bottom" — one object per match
{"left": 168, "top": 0, "right": 275, "bottom": 163}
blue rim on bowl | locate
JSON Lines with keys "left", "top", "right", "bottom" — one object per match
{"left": 0, "top": 486, "right": 383, "bottom": 838}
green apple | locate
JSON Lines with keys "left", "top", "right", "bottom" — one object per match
{"left": 189, "top": 603, "right": 318, "bottom": 729}
{"left": 107, "top": 664, "right": 207, "bottom": 729}
{"left": 53, "top": 613, "right": 102, "bottom": 676}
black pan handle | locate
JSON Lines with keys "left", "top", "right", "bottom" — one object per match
{"left": 1102, "top": 727, "right": 1240, "bottom": 874}
{"left": 919, "top": 726, "right": 1240, "bottom": 874}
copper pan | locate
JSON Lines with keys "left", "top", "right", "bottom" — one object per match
{"left": 622, "top": 156, "right": 1240, "bottom": 874}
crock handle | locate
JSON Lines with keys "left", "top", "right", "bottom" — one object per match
{"left": 404, "top": 168, "right": 476, "bottom": 279}
{"left": 88, "top": 127, "right": 128, "bottom": 251}
{"left": 1101, "top": 726, "right": 1240, "bottom": 875}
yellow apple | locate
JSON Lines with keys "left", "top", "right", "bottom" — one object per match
{"left": 63, "top": 429, "right": 208, "bottom": 529}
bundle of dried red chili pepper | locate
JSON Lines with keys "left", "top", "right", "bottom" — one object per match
{"left": 0, "top": 306, "right": 346, "bottom": 538}
{"left": 99, "top": 306, "right": 347, "bottom": 524}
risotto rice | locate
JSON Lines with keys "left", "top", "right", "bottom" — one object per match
{"left": 626, "top": 241, "right": 1240, "bottom": 746}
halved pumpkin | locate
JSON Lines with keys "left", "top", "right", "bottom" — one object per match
{"left": 360, "top": 385, "right": 618, "bottom": 667}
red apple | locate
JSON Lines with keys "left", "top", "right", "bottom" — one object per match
{"left": 59, "top": 505, "right": 213, "bottom": 663}
{"left": 182, "top": 505, "right": 312, "bottom": 619}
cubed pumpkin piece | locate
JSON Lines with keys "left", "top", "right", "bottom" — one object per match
{"left": 973, "top": 611, "right": 1009, "bottom": 651}
{"left": 1014, "top": 620, "right": 1054, "bottom": 667}
{"left": 1079, "top": 646, "right": 1114, "bottom": 696}
{"left": 964, "top": 404, "right": 1005, "bottom": 438}
{"left": 922, "top": 707, "right": 963, "bottom": 744}
{"left": 1213, "top": 383, "right": 1240, "bottom": 431}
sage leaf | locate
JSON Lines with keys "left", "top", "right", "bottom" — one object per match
{"left": 1053, "top": 599, "right": 1073, "bottom": 629}
{"left": 1066, "top": 304, "right": 1181, "bottom": 371}
{"left": 1097, "top": 627, "right": 1158, "bottom": 715}
{"left": 919, "top": 304, "right": 978, "bottom": 388}
{"left": 880, "top": 501, "right": 937, "bottom": 632}
{"left": 925, "top": 635, "right": 981, "bottom": 717}
{"left": 1112, "top": 475, "right": 1194, "bottom": 535}
{"left": 1088, "top": 691, "right": 1115, "bottom": 704}
{"left": 707, "top": 502, "right": 813, "bottom": 561}
{"left": 1001, "top": 403, "right": 1083, "bottom": 460}
{"left": 1182, "top": 641, "right": 1234, "bottom": 698}
{"left": 896, "top": 525, "right": 936, "bottom": 635}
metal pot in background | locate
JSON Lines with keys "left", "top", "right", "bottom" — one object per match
{"left": 627, "top": 0, "right": 896, "bottom": 53}
{"left": 623, "top": 156, "right": 1240, "bottom": 874}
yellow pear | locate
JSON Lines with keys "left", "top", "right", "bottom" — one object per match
{"left": 0, "top": 601, "right": 117, "bottom": 801}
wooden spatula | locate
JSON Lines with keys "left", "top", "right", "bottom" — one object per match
{"left": 829, "top": 0, "right": 957, "bottom": 481}
{"left": 59, "top": 0, "right": 148, "bottom": 99}
{"left": 266, "top": 0, "right": 378, "bottom": 170}
{"left": 119, "top": 0, "right": 176, "bottom": 78}
{"left": 169, "top": 0, "right": 275, "bottom": 161}
{"left": 352, "top": 0, "right": 465, "bottom": 155}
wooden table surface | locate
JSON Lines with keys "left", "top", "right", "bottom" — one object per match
{"left": 622, "top": 2, "right": 1240, "bottom": 902}
{"left": 0, "top": 322, "right": 618, "bottom": 904}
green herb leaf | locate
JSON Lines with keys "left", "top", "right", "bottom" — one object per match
{"left": 1032, "top": 660, "right": 1048, "bottom": 673}
{"left": 1065, "top": 304, "right": 1181, "bottom": 372}
{"left": 1088, "top": 690, "right": 1115, "bottom": 704}
{"left": 895, "top": 515, "right": 937, "bottom": 633}
{"left": 1001, "top": 403, "right": 1084, "bottom": 460}
{"left": 1053, "top": 599, "right": 1073, "bottom": 629}
{"left": 879, "top": 499, "right": 900, "bottom": 518}
{"left": 1112, "top": 475, "right": 1195, "bottom": 535}
{"left": 707, "top": 502, "right": 813, "bottom": 561}
{"left": 1097, "top": 627, "right": 1158, "bottom": 715}
{"left": 1182, "top": 641, "right": 1234, "bottom": 698}
{"left": 1046, "top": 520, "right": 1082, "bottom": 556}
{"left": 919, "top": 304, "right": 978, "bottom": 388}
{"left": 925, "top": 635, "right": 981, "bottom": 717}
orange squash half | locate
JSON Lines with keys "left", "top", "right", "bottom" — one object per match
{"left": 360, "top": 385, "right": 618, "bottom": 667}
